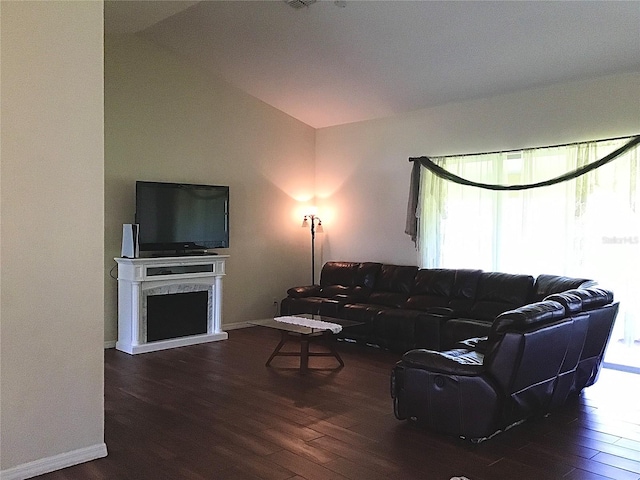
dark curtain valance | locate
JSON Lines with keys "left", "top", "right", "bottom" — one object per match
{"left": 405, "top": 135, "right": 640, "bottom": 243}
{"left": 410, "top": 135, "right": 640, "bottom": 191}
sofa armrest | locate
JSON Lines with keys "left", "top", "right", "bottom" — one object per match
{"left": 401, "top": 348, "right": 485, "bottom": 376}
{"left": 456, "top": 336, "right": 489, "bottom": 354}
{"left": 286, "top": 285, "right": 322, "bottom": 298}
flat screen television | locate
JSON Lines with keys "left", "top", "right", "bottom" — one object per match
{"left": 135, "top": 181, "right": 229, "bottom": 254}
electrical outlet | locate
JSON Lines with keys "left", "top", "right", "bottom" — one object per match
{"left": 272, "top": 297, "right": 278, "bottom": 306}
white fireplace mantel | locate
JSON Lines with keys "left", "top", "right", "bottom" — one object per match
{"left": 115, "top": 255, "right": 229, "bottom": 354}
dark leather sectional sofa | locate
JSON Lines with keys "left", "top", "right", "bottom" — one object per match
{"left": 280, "top": 261, "right": 596, "bottom": 352}
{"left": 281, "top": 261, "right": 618, "bottom": 441}
{"left": 391, "top": 287, "right": 618, "bottom": 441}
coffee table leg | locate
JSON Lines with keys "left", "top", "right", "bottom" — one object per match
{"left": 324, "top": 332, "right": 344, "bottom": 367}
{"left": 265, "top": 331, "right": 288, "bottom": 367}
{"left": 265, "top": 331, "right": 343, "bottom": 372}
{"left": 300, "top": 338, "right": 309, "bottom": 373}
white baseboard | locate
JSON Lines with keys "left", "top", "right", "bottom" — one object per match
{"left": 0, "top": 443, "right": 107, "bottom": 480}
{"left": 104, "top": 324, "right": 254, "bottom": 349}
{"left": 223, "top": 322, "right": 253, "bottom": 330}
{"left": 116, "top": 332, "right": 227, "bottom": 355}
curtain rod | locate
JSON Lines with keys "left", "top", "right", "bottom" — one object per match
{"left": 408, "top": 134, "right": 640, "bottom": 161}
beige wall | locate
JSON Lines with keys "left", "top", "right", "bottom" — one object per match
{"left": 0, "top": 0, "right": 106, "bottom": 473}
{"left": 1, "top": 3, "right": 637, "bottom": 474}
{"left": 104, "top": 35, "right": 316, "bottom": 342}
{"left": 315, "top": 72, "right": 640, "bottom": 267}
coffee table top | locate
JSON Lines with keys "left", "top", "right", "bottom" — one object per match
{"left": 249, "top": 314, "right": 362, "bottom": 335}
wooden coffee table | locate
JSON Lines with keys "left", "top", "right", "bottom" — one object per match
{"left": 249, "top": 314, "right": 363, "bottom": 373}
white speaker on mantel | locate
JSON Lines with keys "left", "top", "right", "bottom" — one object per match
{"left": 121, "top": 224, "right": 139, "bottom": 258}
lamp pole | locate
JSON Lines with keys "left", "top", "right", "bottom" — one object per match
{"left": 303, "top": 214, "right": 323, "bottom": 285}
{"left": 310, "top": 215, "right": 316, "bottom": 285}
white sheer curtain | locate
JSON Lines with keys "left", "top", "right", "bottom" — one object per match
{"left": 417, "top": 137, "right": 640, "bottom": 369}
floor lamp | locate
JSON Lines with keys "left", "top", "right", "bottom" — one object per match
{"left": 302, "top": 213, "right": 323, "bottom": 285}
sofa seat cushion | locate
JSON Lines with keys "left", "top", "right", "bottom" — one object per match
{"left": 402, "top": 348, "right": 485, "bottom": 375}
{"left": 405, "top": 294, "right": 450, "bottom": 311}
{"left": 341, "top": 303, "right": 394, "bottom": 323}
{"left": 286, "top": 285, "right": 321, "bottom": 298}
{"left": 280, "top": 296, "right": 342, "bottom": 317}
{"left": 369, "top": 291, "right": 409, "bottom": 308}
{"left": 441, "top": 318, "right": 493, "bottom": 350}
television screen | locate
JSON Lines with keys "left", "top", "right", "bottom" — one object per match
{"left": 135, "top": 181, "right": 229, "bottom": 253}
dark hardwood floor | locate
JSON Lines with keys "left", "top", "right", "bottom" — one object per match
{"left": 36, "top": 326, "right": 640, "bottom": 480}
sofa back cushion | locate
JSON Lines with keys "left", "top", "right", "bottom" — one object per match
{"left": 354, "top": 262, "right": 382, "bottom": 289}
{"left": 366, "top": 264, "right": 417, "bottom": 308}
{"left": 411, "top": 269, "right": 455, "bottom": 296}
{"left": 557, "top": 287, "right": 614, "bottom": 310}
{"left": 406, "top": 269, "right": 455, "bottom": 310}
{"left": 489, "top": 300, "right": 566, "bottom": 338}
{"left": 374, "top": 264, "right": 418, "bottom": 294}
{"left": 317, "top": 262, "right": 383, "bottom": 301}
{"left": 470, "top": 272, "right": 534, "bottom": 321}
{"left": 481, "top": 299, "right": 567, "bottom": 362}
{"left": 407, "top": 268, "right": 483, "bottom": 312}
{"left": 531, "top": 274, "right": 594, "bottom": 302}
{"left": 319, "top": 262, "right": 359, "bottom": 288}
{"left": 448, "top": 269, "right": 483, "bottom": 313}
{"left": 542, "top": 291, "right": 583, "bottom": 314}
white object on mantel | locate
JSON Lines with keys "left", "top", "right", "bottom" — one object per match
{"left": 275, "top": 316, "right": 342, "bottom": 333}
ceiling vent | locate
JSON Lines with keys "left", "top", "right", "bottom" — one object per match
{"left": 284, "top": 0, "right": 317, "bottom": 9}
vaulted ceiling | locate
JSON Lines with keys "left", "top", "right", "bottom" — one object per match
{"left": 104, "top": 1, "right": 640, "bottom": 128}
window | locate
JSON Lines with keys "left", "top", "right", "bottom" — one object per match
{"left": 417, "top": 137, "right": 640, "bottom": 371}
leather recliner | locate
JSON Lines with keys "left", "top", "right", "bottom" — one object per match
{"left": 390, "top": 300, "right": 592, "bottom": 442}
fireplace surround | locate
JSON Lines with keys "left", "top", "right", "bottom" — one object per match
{"left": 115, "top": 255, "right": 229, "bottom": 354}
